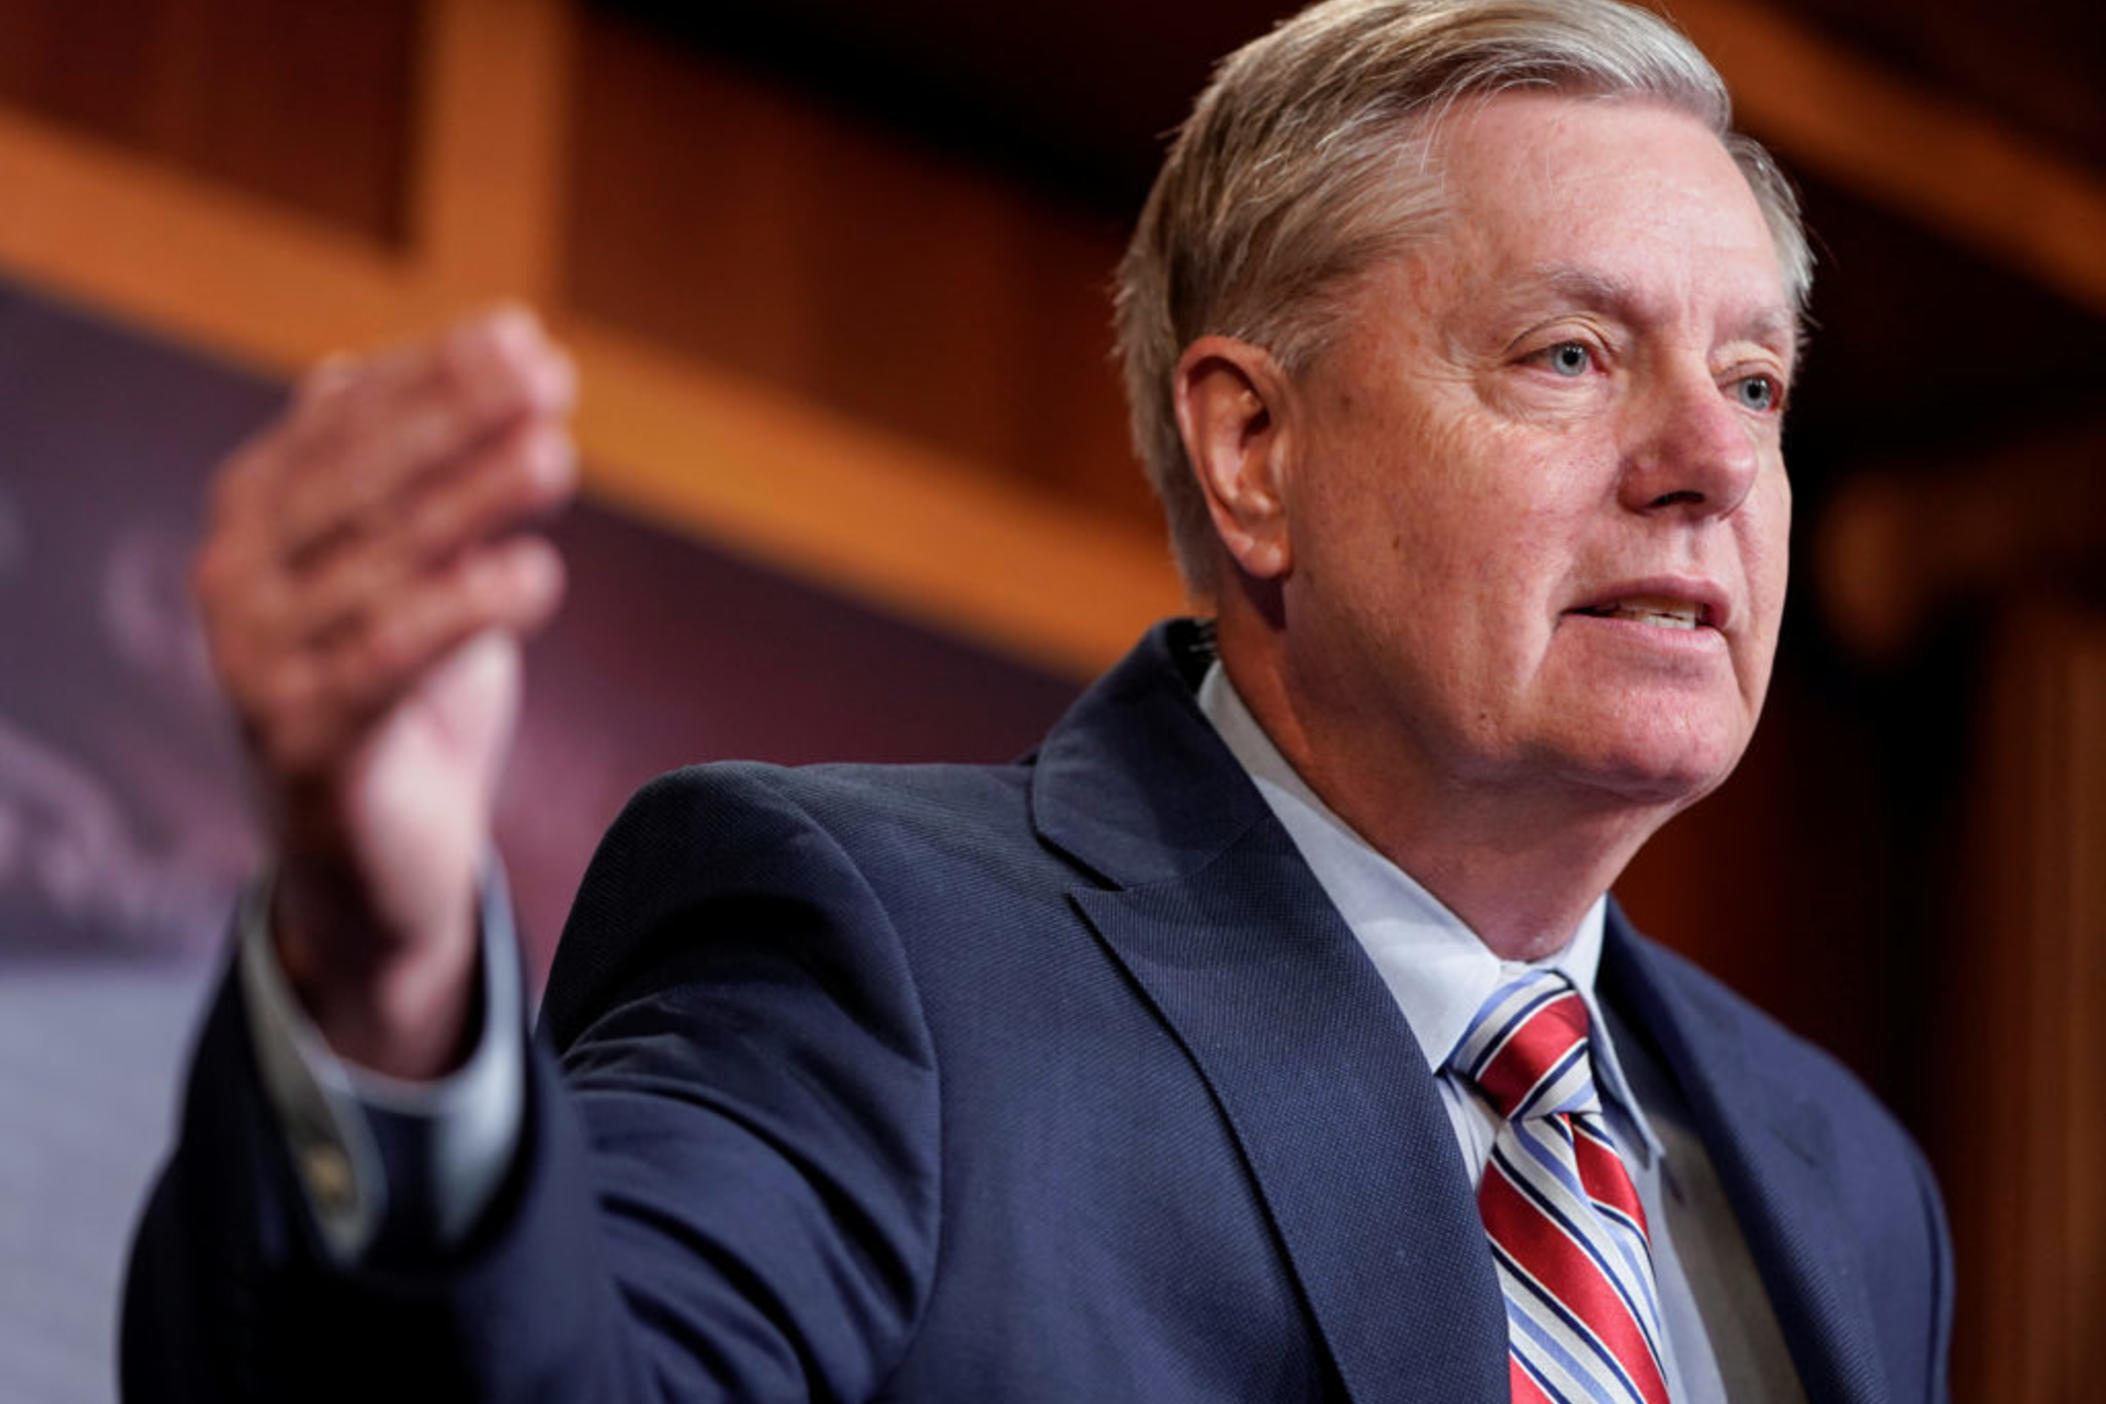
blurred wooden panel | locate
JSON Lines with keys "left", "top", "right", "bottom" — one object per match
{"left": 0, "top": 0, "right": 420, "bottom": 245}
{"left": 1012, "top": 212, "right": 1158, "bottom": 522}
{"left": 566, "top": 23, "right": 823, "bottom": 396}
{"left": 413, "top": 0, "right": 572, "bottom": 304}
{"left": 1944, "top": 605, "right": 2106, "bottom": 1404}
{"left": 565, "top": 7, "right": 1154, "bottom": 527}
{"left": 1778, "top": 171, "right": 2106, "bottom": 484}
{"left": 1671, "top": 0, "right": 2106, "bottom": 317}
{"left": 1764, "top": 0, "right": 2103, "bottom": 172}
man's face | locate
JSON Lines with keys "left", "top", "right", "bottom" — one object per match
{"left": 1278, "top": 94, "right": 1795, "bottom": 814}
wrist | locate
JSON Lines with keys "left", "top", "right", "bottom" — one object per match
{"left": 273, "top": 880, "right": 484, "bottom": 1080}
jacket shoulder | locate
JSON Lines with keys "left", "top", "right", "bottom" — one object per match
{"left": 615, "top": 757, "right": 1032, "bottom": 844}
{"left": 542, "top": 759, "right": 1042, "bottom": 1047}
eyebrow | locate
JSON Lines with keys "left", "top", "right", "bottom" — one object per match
{"left": 1516, "top": 264, "right": 1801, "bottom": 354}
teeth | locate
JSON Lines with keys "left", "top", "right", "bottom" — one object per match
{"left": 1614, "top": 608, "right": 1698, "bottom": 629}
{"left": 1585, "top": 596, "right": 1703, "bottom": 629}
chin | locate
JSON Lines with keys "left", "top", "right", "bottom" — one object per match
{"left": 1545, "top": 718, "right": 1752, "bottom": 814}
{"left": 1590, "top": 762, "right": 1733, "bottom": 814}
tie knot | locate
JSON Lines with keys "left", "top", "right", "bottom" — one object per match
{"left": 1451, "top": 969, "right": 1601, "bottom": 1122}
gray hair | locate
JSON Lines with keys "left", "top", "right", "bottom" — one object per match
{"left": 1113, "top": 0, "right": 1811, "bottom": 592}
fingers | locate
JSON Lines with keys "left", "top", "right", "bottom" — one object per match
{"left": 193, "top": 306, "right": 578, "bottom": 782}
{"left": 278, "top": 416, "right": 576, "bottom": 650}
{"left": 249, "top": 537, "right": 565, "bottom": 780}
{"left": 215, "top": 306, "right": 575, "bottom": 568}
{"left": 281, "top": 310, "right": 572, "bottom": 562}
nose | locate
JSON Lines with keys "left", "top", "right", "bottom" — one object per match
{"left": 1618, "top": 364, "right": 1764, "bottom": 518}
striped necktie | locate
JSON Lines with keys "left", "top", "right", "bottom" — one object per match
{"left": 1452, "top": 969, "right": 1672, "bottom": 1404}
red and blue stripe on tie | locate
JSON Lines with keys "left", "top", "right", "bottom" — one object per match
{"left": 1452, "top": 970, "right": 1671, "bottom": 1404}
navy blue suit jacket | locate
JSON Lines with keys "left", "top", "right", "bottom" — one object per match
{"left": 124, "top": 620, "right": 1950, "bottom": 1402}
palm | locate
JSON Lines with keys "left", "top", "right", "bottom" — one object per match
{"left": 339, "top": 631, "right": 521, "bottom": 947}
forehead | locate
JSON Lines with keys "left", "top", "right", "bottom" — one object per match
{"left": 1415, "top": 93, "right": 1791, "bottom": 334}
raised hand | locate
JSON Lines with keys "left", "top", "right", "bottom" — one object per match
{"left": 193, "top": 308, "right": 577, "bottom": 1077}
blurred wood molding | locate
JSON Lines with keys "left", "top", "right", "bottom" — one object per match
{"left": 413, "top": 0, "right": 573, "bottom": 305}
{"left": 0, "top": 0, "right": 1182, "bottom": 678}
{"left": 1816, "top": 420, "right": 2106, "bottom": 662}
{"left": 1948, "top": 604, "right": 2106, "bottom": 1402}
{"left": 0, "top": 99, "right": 423, "bottom": 362}
{"left": 1669, "top": 0, "right": 2106, "bottom": 316}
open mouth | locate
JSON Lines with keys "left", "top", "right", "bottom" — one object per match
{"left": 1568, "top": 595, "right": 1712, "bottom": 630}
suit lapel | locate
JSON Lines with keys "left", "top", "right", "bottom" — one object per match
{"left": 1032, "top": 624, "right": 1508, "bottom": 1403}
{"left": 1603, "top": 915, "right": 1891, "bottom": 1404}
{"left": 1072, "top": 835, "right": 1508, "bottom": 1403}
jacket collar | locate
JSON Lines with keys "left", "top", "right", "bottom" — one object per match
{"left": 1030, "top": 618, "right": 1268, "bottom": 887}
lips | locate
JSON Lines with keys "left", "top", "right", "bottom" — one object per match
{"left": 1565, "top": 581, "right": 1730, "bottom": 631}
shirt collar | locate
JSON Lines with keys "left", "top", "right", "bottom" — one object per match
{"left": 1196, "top": 661, "right": 1663, "bottom": 1162}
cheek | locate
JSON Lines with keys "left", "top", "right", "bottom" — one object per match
{"left": 1725, "top": 471, "right": 1791, "bottom": 711}
{"left": 1294, "top": 399, "right": 1576, "bottom": 638}
{"left": 1423, "top": 435, "right": 1593, "bottom": 607}
{"left": 1387, "top": 419, "right": 1544, "bottom": 547}
{"left": 1742, "top": 469, "right": 1793, "bottom": 620}
{"left": 1385, "top": 434, "right": 1583, "bottom": 636}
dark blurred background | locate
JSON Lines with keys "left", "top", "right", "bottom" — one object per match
{"left": 0, "top": 1, "right": 2098, "bottom": 1400}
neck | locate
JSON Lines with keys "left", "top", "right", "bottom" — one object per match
{"left": 1216, "top": 623, "right": 1676, "bottom": 962}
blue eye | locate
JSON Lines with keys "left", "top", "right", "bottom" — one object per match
{"left": 1546, "top": 342, "right": 1592, "bottom": 377}
{"left": 1734, "top": 375, "right": 1780, "bottom": 412}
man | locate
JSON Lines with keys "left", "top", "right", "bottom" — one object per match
{"left": 124, "top": 0, "right": 1951, "bottom": 1400}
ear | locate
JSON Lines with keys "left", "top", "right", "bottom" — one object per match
{"left": 1173, "top": 335, "right": 1294, "bottom": 580}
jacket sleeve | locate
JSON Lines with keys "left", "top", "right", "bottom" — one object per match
{"left": 122, "top": 764, "right": 944, "bottom": 1404}
{"left": 233, "top": 866, "right": 526, "bottom": 1264}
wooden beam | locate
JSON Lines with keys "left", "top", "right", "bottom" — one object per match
{"left": 412, "top": 0, "right": 573, "bottom": 307}
{"left": 0, "top": 94, "right": 1181, "bottom": 677}
{"left": 1669, "top": 0, "right": 2106, "bottom": 315}
{"left": 0, "top": 103, "right": 419, "bottom": 375}
{"left": 565, "top": 323, "right": 1184, "bottom": 675}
